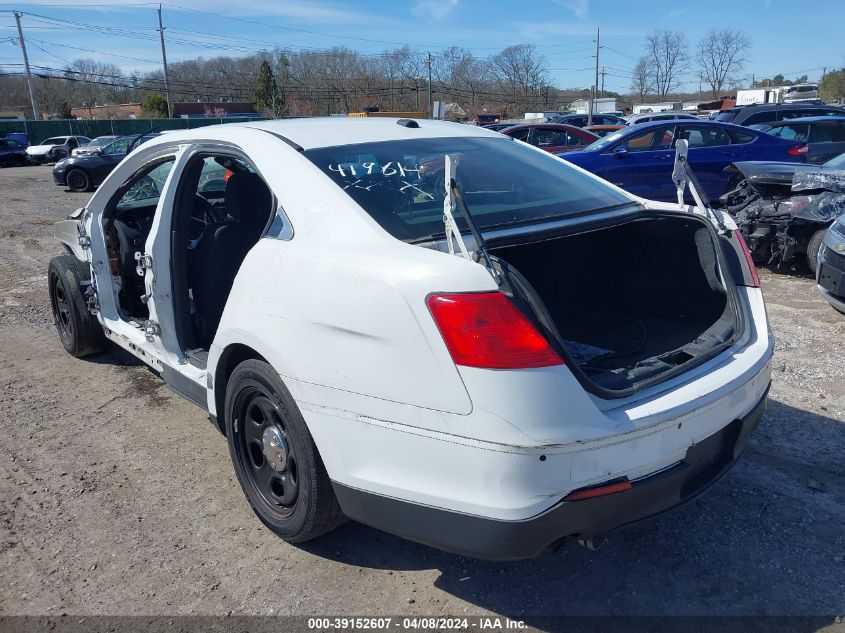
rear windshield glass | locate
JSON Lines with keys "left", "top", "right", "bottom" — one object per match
{"left": 715, "top": 110, "right": 737, "bottom": 122}
{"left": 304, "top": 137, "right": 630, "bottom": 242}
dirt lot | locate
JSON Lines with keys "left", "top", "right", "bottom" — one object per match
{"left": 1, "top": 165, "right": 844, "bottom": 621}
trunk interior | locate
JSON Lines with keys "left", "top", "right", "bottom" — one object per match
{"left": 490, "top": 214, "right": 738, "bottom": 395}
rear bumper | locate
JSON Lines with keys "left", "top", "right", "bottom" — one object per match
{"left": 333, "top": 386, "right": 769, "bottom": 560}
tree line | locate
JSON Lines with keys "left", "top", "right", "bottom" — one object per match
{"left": 0, "top": 44, "right": 587, "bottom": 120}
{"left": 1, "top": 29, "right": 840, "bottom": 120}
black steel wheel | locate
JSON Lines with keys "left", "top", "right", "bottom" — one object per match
{"left": 48, "top": 254, "right": 106, "bottom": 357}
{"left": 224, "top": 359, "right": 344, "bottom": 543}
{"left": 235, "top": 388, "right": 300, "bottom": 513}
{"left": 66, "top": 168, "right": 92, "bottom": 192}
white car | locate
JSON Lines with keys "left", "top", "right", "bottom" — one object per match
{"left": 71, "top": 135, "right": 120, "bottom": 157}
{"left": 49, "top": 118, "right": 773, "bottom": 559}
{"left": 26, "top": 135, "right": 91, "bottom": 164}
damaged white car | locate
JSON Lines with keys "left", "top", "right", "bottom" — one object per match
{"left": 49, "top": 119, "right": 773, "bottom": 559}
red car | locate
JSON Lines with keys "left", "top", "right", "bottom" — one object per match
{"left": 502, "top": 123, "right": 599, "bottom": 153}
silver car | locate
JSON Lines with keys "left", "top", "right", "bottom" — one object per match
{"left": 817, "top": 213, "right": 845, "bottom": 314}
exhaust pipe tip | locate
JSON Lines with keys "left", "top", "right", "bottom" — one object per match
{"left": 577, "top": 535, "right": 607, "bottom": 551}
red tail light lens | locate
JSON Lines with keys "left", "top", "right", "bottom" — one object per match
{"left": 787, "top": 144, "right": 808, "bottom": 156}
{"left": 734, "top": 231, "right": 760, "bottom": 288}
{"left": 427, "top": 292, "right": 564, "bottom": 369}
{"left": 565, "top": 479, "right": 633, "bottom": 502}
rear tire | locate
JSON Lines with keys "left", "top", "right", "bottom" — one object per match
{"left": 224, "top": 359, "right": 344, "bottom": 543}
{"left": 48, "top": 254, "right": 106, "bottom": 357}
{"left": 806, "top": 229, "right": 826, "bottom": 272}
{"left": 66, "top": 168, "right": 92, "bottom": 192}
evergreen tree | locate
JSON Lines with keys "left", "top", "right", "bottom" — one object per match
{"left": 254, "top": 60, "right": 283, "bottom": 118}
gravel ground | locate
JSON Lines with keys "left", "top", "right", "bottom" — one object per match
{"left": 1, "top": 165, "right": 844, "bottom": 622}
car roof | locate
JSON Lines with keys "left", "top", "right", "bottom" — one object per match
{"left": 505, "top": 122, "right": 582, "bottom": 130}
{"left": 769, "top": 116, "right": 845, "bottom": 124}
{"left": 628, "top": 112, "right": 697, "bottom": 119}
{"left": 738, "top": 103, "right": 836, "bottom": 111}
{"left": 140, "top": 117, "right": 497, "bottom": 151}
{"left": 621, "top": 119, "right": 754, "bottom": 133}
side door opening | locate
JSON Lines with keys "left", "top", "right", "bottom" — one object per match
{"left": 169, "top": 153, "right": 276, "bottom": 358}
{"left": 101, "top": 157, "right": 176, "bottom": 325}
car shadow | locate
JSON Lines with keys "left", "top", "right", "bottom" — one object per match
{"left": 80, "top": 341, "right": 145, "bottom": 367}
{"left": 301, "top": 399, "right": 844, "bottom": 622}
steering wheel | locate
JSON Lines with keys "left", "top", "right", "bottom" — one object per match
{"left": 188, "top": 194, "right": 223, "bottom": 242}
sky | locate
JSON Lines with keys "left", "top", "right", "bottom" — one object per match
{"left": 0, "top": 0, "right": 841, "bottom": 94}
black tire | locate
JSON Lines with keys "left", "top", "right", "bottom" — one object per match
{"left": 806, "top": 229, "right": 826, "bottom": 273}
{"left": 48, "top": 254, "right": 106, "bottom": 357}
{"left": 224, "top": 359, "right": 344, "bottom": 543}
{"left": 66, "top": 168, "right": 92, "bottom": 192}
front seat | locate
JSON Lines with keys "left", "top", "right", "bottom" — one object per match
{"left": 191, "top": 172, "right": 272, "bottom": 346}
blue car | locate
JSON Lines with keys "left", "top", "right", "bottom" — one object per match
{"left": 558, "top": 120, "right": 807, "bottom": 202}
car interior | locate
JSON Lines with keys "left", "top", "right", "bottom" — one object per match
{"left": 170, "top": 154, "right": 274, "bottom": 355}
{"left": 102, "top": 154, "right": 275, "bottom": 357}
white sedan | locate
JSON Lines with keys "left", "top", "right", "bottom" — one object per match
{"left": 26, "top": 135, "right": 91, "bottom": 163}
{"left": 49, "top": 118, "right": 772, "bottom": 559}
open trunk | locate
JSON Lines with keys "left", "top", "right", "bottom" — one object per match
{"left": 490, "top": 213, "right": 739, "bottom": 396}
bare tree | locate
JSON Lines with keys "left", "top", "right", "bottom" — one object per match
{"left": 642, "top": 30, "right": 690, "bottom": 99}
{"left": 63, "top": 58, "right": 126, "bottom": 106}
{"left": 697, "top": 29, "right": 750, "bottom": 98}
{"left": 630, "top": 57, "right": 654, "bottom": 103}
{"left": 491, "top": 44, "right": 548, "bottom": 116}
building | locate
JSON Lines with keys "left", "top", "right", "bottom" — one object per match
{"left": 571, "top": 97, "right": 620, "bottom": 115}
{"left": 70, "top": 103, "right": 143, "bottom": 119}
{"left": 632, "top": 102, "right": 682, "bottom": 115}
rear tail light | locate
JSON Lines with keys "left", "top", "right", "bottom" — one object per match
{"left": 734, "top": 231, "right": 761, "bottom": 288}
{"left": 787, "top": 144, "right": 808, "bottom": 156}
{"left": 565, "top": 479, "right": 633, "bottom": 502}
{"left": 426, "top": 292, "right": 564, "bottom": 369}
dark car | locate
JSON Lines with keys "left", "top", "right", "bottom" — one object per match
{"left": 0, "top": 137, "right": 30, "bottom": 167}
{"left": 52, "top": 132, "right": 159, "bottom": 191}
{"left": 5, "top": 132, "right": 28, "bottom": 147}
{"left": 721, "top": 152, "right": 845, "bottom": 270}
{"left": 751, "top": 116, "right": 845, "bottom": 164}
{"left": 549, "top": 113, "right": 627, "bottom": 127}
{"left": 558, "top": 120, "right": 807, "bottom": 202}
{"left": 503, "top": 123, "right": 599, "bottom": 153}
{"left": 475, "top": 114, "right": 501, "bottom": 126}
{"left": 715, "top": 103, "right": 845, "bottom": 127}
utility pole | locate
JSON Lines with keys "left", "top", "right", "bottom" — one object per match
{"left": 821, "top": 67, "right": 827, "bottom": 84}
{"left": 157, "top": 5, "right": 172, "bottom": 118}
{"left": 600, "top": 67, "right": 606, "bottom": 98}
{"left": 14, "top": 12, "right": 38, "bottom": 120}
{"left": 590, "top": 26, "right": 600, "bottom": 125}
{"left": 427, "top": 52, "right": 433, "bottom": 119}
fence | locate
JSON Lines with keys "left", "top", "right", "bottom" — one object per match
{"left": 0, "top": 117, "right": 260, "bottom": 142}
